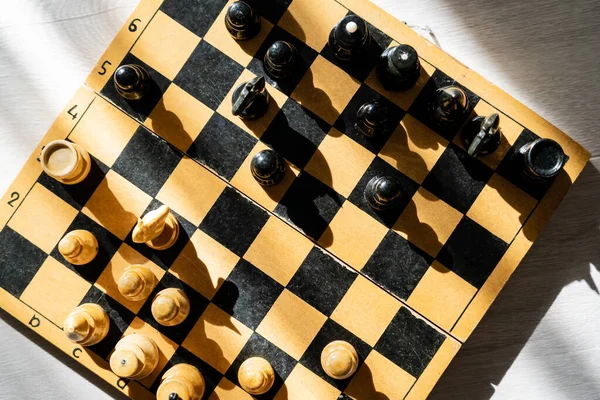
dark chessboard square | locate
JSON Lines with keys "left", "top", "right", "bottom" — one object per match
{"left": 300, "top": 319, "right": 371, "bottom": 391}
{"left": 0, "top": 227, "right": 47, "bottom": 298}
{"left": 333, "top": 84, "right": 405, "bottom": 154}
{"left": 408, "top": 69, "right": 480, "bottom": 141}
{"left": 274, "top": 171, "right": 345, "bottom": 240}
{"left": 187, "top": 113, "right": 257, "bottom": 181}
{"left": 247, "top": 26, "right": 318, "bottom": 96}
{"left": 436, "top": 216, "right": 508, "bottom": 288}
{"left": 160, "top": 0, "right": 228, "bottom": 37}
{"left": 362, "top": 231, "right": 432, "bottom": 300}
{"left": 245, "top": 0, "right": 292, "bottom": 24}
{"left": 112, "top": 126, "right": 182, "bottom": 197}
{"left": 226, "top": 332, "right": 296, "bottom": 400}
{"left": 348, "top": 156, "right": 418, "bottom": 228}
{"left": 50, "top": 213, "right": 121, "bottom": 283}
{"left": 174, "top": 40, "right": 244, "bottom": 110}
{"left": 137, "top": 272, "right": 209, "bottom": 344}
{"left": 421, "top": 144, "right": 493, "bottom": 214}
{"left": 212, "top": 259, "right": 283, "bottom": 330}
{"left": 80, "top": 286, "right": 136, "bottom": 360}
{"left": 261, "top": 99, "right": 330, "bottom": 169}
{"left": 37, "top": 154, "right": 108, "bottom": 210}
{"left": 287, "top": 247, "right": 357, "bottom": 317}
{"left": 374, "top": 307, "right": 445, "bottom": 378}
{"left": 100, "top": 53, "right": 171, "bottom": 123}
{"left": 200, "top": 187, "right": 269, "bottom": 256}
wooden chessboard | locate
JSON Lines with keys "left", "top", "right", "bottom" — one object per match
{"left": 0, "top": 0, "right": 589, "bottom": 399}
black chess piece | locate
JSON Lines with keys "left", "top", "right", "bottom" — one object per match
{"left": 355, "top": 101, "right": 388, "bottom": 137}
{"left": 264, "top": 41, "right": 297, "bottom": 80}
{"left": 168, "top": 393, "right": 179, "bottom": 400}
{"left": 113, "top": 64, "right": 150, "bottom": 100}
{"left": 519, "top": 138, "right": 566, "bottom": 182}
{"left": 431, "top": 86, "right": 470, "bottom": 126}
{"left": 251, "top": 149, "right": 286, "bottom": 186}
{"left": 232, "top": 76, "right": 270, "bottom": 119}
{"left": 225, "top": 1, "right": 261, "bottom": 40}
{"left": 376, "top": 44, "right": 421, "bottom": 91}
{"left": 463, "top": 113, "right": 501, "bottom": 157}
{"left": 328, "top": 14, "right": 371, "bottom": 61}
{"left": 365, "top": 176, "right": 403, "bottom": 211}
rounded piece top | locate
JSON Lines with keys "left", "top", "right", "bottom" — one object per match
{"left": 390, "top": 44, "right": 420, "bottom": 73}
{"left": 110, "top": 348, "right": 141, "bottom": 378}
{"left": 266, "top": 41, "right": 296, "bottom": 67}
{"left": 114, "top": 65, "right": 140, "bottom": 90}
{"left": 523, "top": 138, "right": 566, "bottom": 179}
{"left": 58, "top": 235, "right": 82, "bottom": 258}
{"left": 41, "top": 140, "right": 79, "bottom": 179}
{"left": 227, "top": 1, "right": 254, "bottom": 27}
{"left": 152, "top": 295, "right": 179, "bottom": 323}
{"left": 64, "top": 313, "right": 90, "bottom": 342}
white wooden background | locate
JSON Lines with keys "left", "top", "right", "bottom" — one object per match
{"left": 0, "top": 1, "right": 599, "bottom": 399}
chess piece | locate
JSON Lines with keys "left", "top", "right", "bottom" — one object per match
{"left": 238, "top": 357, "right": 275, "bottom": 395}
{"left": 110, "top": 334, "right": 159, "bottom": 380}
{"left": 64, "top": 303, "right": 109, "bottom": 346}
{"left": 321, "top": 341, "right": 359, "bottom": 380}
{"left": 232, "top": 76, "right": 270, "bottom": 119}
{"left": 464, "top": 113, "right": 501, "bottom": 157}
{"left": 376, "top": 44, "right": 421, "bottom": 91}
{"left": 355, "top": 101, "right": 388, "bottom": 137}
{"left": 58, "top": 230, "right": 98, "bottom": 265}
{"left": 151, "top": 288, "right": 190, "bottom": 326}
{"left": 156, "top": 364, "right": 206, "bottom": 400}
{"left": 328, "top": 14, "right": 370, "bottom": 61}
{"left": 132, "top": 205, "right": 180, "bottom": 250}
{"left": 431, "top": 86, "right": 470, "bottom": 126}
{"left": 225, "top": 1, "right": 261, "bottom": 40}
{"left": 365, "top": 176, "right": 402, "bottom": 211}
{"left": 117, "top": 265, "right": 157, "bottom": 302}
{"left": 264, "top": 40, "right": 297, "bottom": 80}
{"left": 40, "top": 140, "right": 91, "bottom": 185}
{"left": 519, "top": 138, "right": 566, "bottom": 182}
{"left": 114, "top": 64, "right": 150, "bottom": 100}
{"left": 251, "top": 149, "right": 286, "bottom": 186}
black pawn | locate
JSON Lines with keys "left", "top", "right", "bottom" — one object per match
{"left": 376, "top": 44, "right": 421, "bottom": 91}
{"left": 251, "top": 149, "right": 286, "bottom": 186}
{"left": 355, "top": 101, "right": 388, "bottom": 137}
{"left": 232, "top": 76, "right": 270, "bottom": 119}
{"left": 365, "top": 176, "right": 403, "bottom": 211}
{"left": 431, "top": 86, "right": 470, "bottom": 126}
{"left": 328, "top": 14, "right": 370, "bottom": 61}
{"left": 113, "top": 64, "right": 150, "bottom": 100}
{"left": 519, "top": 138, "right": 566, "bottom": 182}
{"left": 168, "top": 393, "right": 179, "bottom": 400}
{"left": 463, "top": 113, "right": 501, "bottom": 157}
{"left": 264, "top": 41, "right": 297, "bottom": 80}
{"left": 225, "top": 1, "right": 261, "bottom": 40}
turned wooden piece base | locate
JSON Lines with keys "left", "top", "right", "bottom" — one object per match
{"left": 110, "top": 334, "right": 159, "bottom": 380}
{"left": 40, "top": 140, "right": 91, "bottom": 185}
{"left": 132, "top": 206, "right": 180, "bottom": 250}
{"left": 151, "top": 288, "right": 190, "bottom": 326}
{"left": 238, "top": 357, "right": 275, "bottom": 395}
{"left": 58, "top": 230, "right": 98, "bottom": 265}
{"left": 156, "top": 364, "right": 205, "bottom": 400}
{"left": 117, "top": 264, "right": 156, "bottom": 301}
{"left": 321, "top": 341, "right": 359, "bottom": 380}
{"left": 63, "top": 303, "right": 109, "bottom": 346}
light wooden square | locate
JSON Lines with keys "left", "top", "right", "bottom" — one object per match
{"left": 208, "top": 378, "right": 253, "bottom": 400}
{"left": 170, "top": 229, "right": 240, "bottom": 300}
{"left": 331, "top": 275, "right": 401, "bottom": 346}
{"left": 256, "top": 289, "right": 326, "bottom": 360}
{"left": 305, "top": 128, "right": 375, "bottom": 197}
{"left": 156, "top": 156, "right": 226, "bottom": 226}
{"left": 394, "top": 187, "right": 463, "bottom": 257}
{"left": 8, "top": 183, "right": 78, "bottom": 253}
{"left": 20, "top": 256, "right": 91, "bottom": 326}
{"left": 145, "top": 83, "right": 214, "bottom": 152}
{"left": 275, "top": 363, "right": 340, "bottom": 400}
{"left": 379, "top": 114, "right": 448, "bottom": 184}
{"left": 291, "top": 56, "right": 360, "bottom": 125}
{"left": 319, "top": 202, "right": 387, "bottom": 270}
{"left": 69, "top": 97, "right": 139, "bottom": 167}
{"left": 131, "top": 11, "right": 201, "bottom": 80}
{"left": 82, "top": 170, "right": 153, "bottom": 240}
{"left": 182, "top": 303, "right": 253, "bottom": 374}
{"left": 467, "top": 173, "right": 537, "bottom": 243}
{"left": 95, "top": 243, "right": 165, "bottom": 313}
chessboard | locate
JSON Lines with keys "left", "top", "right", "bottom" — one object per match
{"left": 0, "top": 0, "right": 590, "bottom": 399}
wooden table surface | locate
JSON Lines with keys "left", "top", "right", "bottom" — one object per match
{"left": 0, "top": 1, "right": 599, "bottom": 399}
